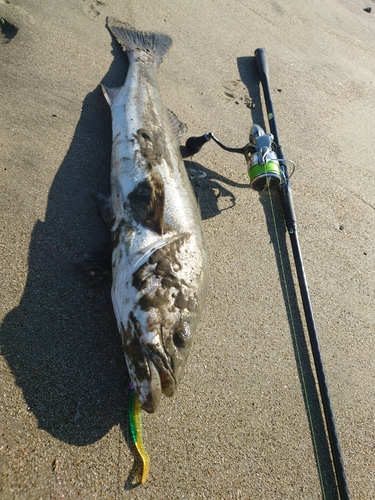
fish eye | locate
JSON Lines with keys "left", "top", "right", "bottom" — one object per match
{"left": 173, "top": 323, "right": 191, "bottom": 348}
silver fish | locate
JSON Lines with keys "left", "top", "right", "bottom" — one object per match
{"left": 100, "top": 18, "right": 208, "bottom": 413}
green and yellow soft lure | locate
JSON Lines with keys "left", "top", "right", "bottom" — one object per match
{"left": 128, "top": 383, "right": 149, "bottom": 484}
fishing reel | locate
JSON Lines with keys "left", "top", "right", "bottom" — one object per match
{"left": 185, "top": 124, "right": 295, "bottom": 192}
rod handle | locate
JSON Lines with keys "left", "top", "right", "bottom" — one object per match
{"left": 254, "top": 48, "right": 280, "bottom": 146}
{"left": 254, "top": 48, "right": 270, "bottom": 89}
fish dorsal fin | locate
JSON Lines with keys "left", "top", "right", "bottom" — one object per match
{"left": 128, "top": 171, "right": 165, "bottom": 235}
{"left": 101, "top": 84, "right": 122, "bottom": 106}
{"left": 167, "top": 109, "right": 188, "bottom": 145}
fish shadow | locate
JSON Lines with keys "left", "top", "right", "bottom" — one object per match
{"left": 238, "top": 55, "right": 339, "bottom": 499}
{"left": 0, "top": 38, "right": 131, "bottom": 449}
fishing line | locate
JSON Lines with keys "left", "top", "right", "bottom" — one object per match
{"left": 266, "top": 183, "right": 327, "bottom": 499}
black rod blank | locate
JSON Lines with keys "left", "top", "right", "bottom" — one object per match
{"left": 254, "top": 47, "right": 351, "bottom": 500}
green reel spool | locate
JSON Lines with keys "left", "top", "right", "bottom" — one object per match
{"left": 248, "top": 160, "right": 282, "bottom": 191}
{"left": 246, "top": 124, "right": 283, "bottom": 192}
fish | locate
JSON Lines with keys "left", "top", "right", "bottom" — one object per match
{"left": 99, "top": 18, "right": 208, "bottom": 413}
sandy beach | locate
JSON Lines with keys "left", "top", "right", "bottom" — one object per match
{"left": 1, "top": 0, "right": 375, "bottom": 498}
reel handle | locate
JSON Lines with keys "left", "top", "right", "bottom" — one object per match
{"left": 185, "top": 133, "right": 211, "bottom": 155}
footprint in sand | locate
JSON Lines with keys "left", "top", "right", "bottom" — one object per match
{"left": 0, "top": 17, "right": 18, "bottom": 44}
{"left": 222, "top": 80, "right": 254, "bottom": 109}
{"left": 83, "top": 0, "right": 105, "bottom": 17}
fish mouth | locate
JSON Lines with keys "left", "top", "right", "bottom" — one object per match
{"left": 125, "top": 314, "right": 178, "bottom": 412}
{"left": 149, "top": 352, "right": 176, "bottom": 393}
{"left": 137, "top": 351, "right": 176, "bottom": 413}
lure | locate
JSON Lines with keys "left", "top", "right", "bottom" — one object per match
{"left": 128, "top": 382, "right": 150, "bottom": 484}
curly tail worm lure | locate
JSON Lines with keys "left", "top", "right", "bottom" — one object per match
{"left": 128, "top": 382, "right": 150, "bottom": 484}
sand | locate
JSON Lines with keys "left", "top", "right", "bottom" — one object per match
{"left": 1, "top": 0, "right": 374, "bottom": 498}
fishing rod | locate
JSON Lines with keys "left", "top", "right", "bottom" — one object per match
{"left": 185, "top": 48, "right": 351, "bottom": 500}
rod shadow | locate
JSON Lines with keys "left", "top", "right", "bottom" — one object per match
{"left": 237, "top": 55, "right": 338, "bottom": 499}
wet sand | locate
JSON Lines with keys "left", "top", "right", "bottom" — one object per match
{"left": 1, "top": 0, "right": 375, "bottom": 498}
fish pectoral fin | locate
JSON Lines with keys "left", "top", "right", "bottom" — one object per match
{"left": 167, "top": 109, "right": 188, "bottom": 145}
{"left": 101, "top": 84, "right": 122, "bottom": 106}
{"left": 93, "top": 191, "right": 114, "bottom": 228}
{"left": 128, "top": 171, "right": 165, "bottom": 235}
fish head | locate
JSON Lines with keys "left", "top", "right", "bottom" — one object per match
{"left": 118, "top": 233, "right": 207, "bottom": 413}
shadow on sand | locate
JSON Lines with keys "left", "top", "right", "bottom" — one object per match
{"left": 0, "top": 39, "right": 130, "bottom": 447}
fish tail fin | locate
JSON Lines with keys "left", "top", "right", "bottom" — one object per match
{"left": 106, "top": 17, "right": 172, "bottom": 63}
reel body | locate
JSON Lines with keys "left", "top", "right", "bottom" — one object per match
{"left": 245, "top": 125, "right": 282, "bottom": 191}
